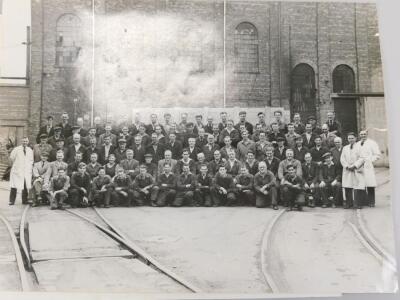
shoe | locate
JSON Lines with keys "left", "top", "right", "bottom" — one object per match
{"left": 273, "top": 205, "right": 279, "bottom": 210}
{"left": 357, "top": 206, "right": 362, "bottom": 209}
{"left": 31, "top": 203, "right": 38, "bottom": 207}
{"left": 322, "top": 204, "right": 327, "bottom": 208}
{"left": 58, "top": 206, "right": 65, "bottom": 210}
{"left": 104, "top": 205, "right": 110, "bottom": 208}
{"left": 286, "top": 207, "right": 293, "bottom": 212}
{"left": 297, "top": 206, "right": 303, "bottom": 211}
{"left": 369, "top": 203, "right": 375, "bottom": 207}
{"left": 50, "top": 207, "right": 56, "bottom": 210}
{"left": 8, "top": 202, "right": 14, "bottom": 205}
{"left": 331, "top": 204, "right": 336, "bottom": 208}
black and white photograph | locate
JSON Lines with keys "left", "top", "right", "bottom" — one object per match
{"left": 0, "top": 0, "right": 398, "bottom": 296}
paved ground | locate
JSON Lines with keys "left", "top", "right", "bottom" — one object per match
{"left": 99, "top": 207, "right": 279, "bottom": 293}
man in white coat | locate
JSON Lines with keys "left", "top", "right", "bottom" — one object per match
{"left": 9, "top": 137, "right": 34, "bottom": 205}
{"left": 340, "top": 132, "right": 365, "bottom": 209}
{"left": 358, "top": 130, "right": 381, "bottom": 207}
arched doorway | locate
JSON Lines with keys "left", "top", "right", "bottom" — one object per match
{"left": 290, "top": 63, "right": 317, "bottom": 123}
{"left": 332, "top": 65, "right": 357, "bottom": 137}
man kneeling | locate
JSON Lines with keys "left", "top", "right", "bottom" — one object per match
{"left": 152, "top": 163, "right": 177, "bottom": 207}
{"left": 132, "top": 164, "right": 155, "bottom": 206}
{"left": 254, "top": 161, "right": 278, "bottom": 209}
{"left": 281, "top": 165, "right": 305, "bottom": 211}
{"left": 69, "top": 162, "right": 91, "bottom": 208}
{"left": 235, "top": 165, "right": 255, "bottom": 206}
{"left": 211, "top": 165, "right": 236, "bottom": 206}
{"left": 92, "top": 167, "right": 113, "bottom": 208}
{"left": 175, "top": 164, "right": 196, "bottom": 207}
{"left": 111, "top": 167, "right": 133, "bottom": 207}
{"left": 49, "top": 167, "right": 69, "bottom": 210}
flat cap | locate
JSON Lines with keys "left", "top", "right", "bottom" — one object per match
{"left": 322, "top": 152, "right": 332, "bottom": 159}
{"left": 39, "top": 133, "right": 48, "bottom": 139}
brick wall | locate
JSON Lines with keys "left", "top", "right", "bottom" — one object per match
{"left": 30, "top": 0, "right": 384, "bottom": 129}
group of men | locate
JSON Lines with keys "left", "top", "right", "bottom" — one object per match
{"left": 8, "top": 109, "right": 381, "bottom": 211}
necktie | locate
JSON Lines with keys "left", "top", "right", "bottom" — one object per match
{"left": 350, "top": 144, "right": 354, "bottom": 150}
{"left": 42, "top": 161, "right": 44, "bottom": 168}
{"left": 23, "top": 147, "right": 26, "bottom": 155}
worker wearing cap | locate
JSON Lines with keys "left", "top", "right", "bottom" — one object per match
{"left": 235, "top": 111, "right": 253, "bottom": 135}
{"left": 58, "top": 112, "right": 73, "bottom": 138}
{"left": 143, "top": 153, "right": 157, "bottom": 179}
{"left": 114, "top": 138, "right": 128, "bottom": 163}
{"left": 69, "top": 162, "right": 91, "bottom": 207}
{"left": 281, "top": 165, "right": 305, "bottom": 211}
{"left": 33, "top": 133, "right": 53, "bottom": 162}
{"left": 47, "top": 126, "right": 64, "bottom": 148}
{"left": 31, "top": 152, "right": 51, "bottom": 207}
{"left": 307, "top": 115, "right": 322, "bottom": 135}
{"left": 91, "top": 167, "right": 113, "bottom": 208}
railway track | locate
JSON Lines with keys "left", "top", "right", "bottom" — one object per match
{"left": 64, "top": 207, "right": 202, "bottom": 293}
{"left": 0, "top": 205, "right": 32, "bottom": 291}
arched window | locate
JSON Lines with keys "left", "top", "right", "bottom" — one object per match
{"left": 234, "top": 22, "right": 259, "bottom": 73}
{"left": 290, "top": 63, "right": 317, "bottom": 122}
{"left": 332, "top": 65, "right": 356, "bottom": 93}
{"left": 56, "top": 14, "right": 82, "bottom": 67}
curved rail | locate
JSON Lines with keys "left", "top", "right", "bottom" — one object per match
{"left": 66, "top": 208, "right": 202, "bottom": 293}
{"left": 19, "top": 205, "right": 31, "bottom": 269}
{"left": 0, "top": 212, "right": 30, "bottom": 291}
{"left": 260, "top": 209, "right": 286, "bottom": 293}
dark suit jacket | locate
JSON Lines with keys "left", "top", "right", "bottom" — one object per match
{"left": 36, "top": 125, "right": 54, "bottom": 143}
{"left": 274, "top": 147, "right": 288, "bottom": 161}
{"left": 309, "top": 146, "right": 329, "bottom": 163}
{"left": 165, "top": 141, "right": 183, "bottom": 160}
{"left": 132, "top": 144, "right": 146, "bottom": 163}
{"left": 188, "top": 147, "right": 200, "bottom": 161}
{"left": 58, "top": 122, "right": 73, "bottom": 138}
{"left": 293, "top": 146, "right": 309, "bottom": 163}
{"left": 264, "top": 157, "right": 281, "bottom": 177}
{"left": 145, "top": 144, "right": 165, "bottom": 163}
{"left": 98, "top": 145, "right": 116, "bottom": 165}
{"left": 301, "top": 132, "right": 318, "bottom": 149}
{"left": 66, "top": 144, "right": 87, "bottom": 163}
{"left": 302, "top": 162, "right": 320, "bottom": 184}
{"left": 202, "top": 144, "right": 220, "bottom": 162}
{"left": 330, "top": 147, "right": 343, "bottom": 166}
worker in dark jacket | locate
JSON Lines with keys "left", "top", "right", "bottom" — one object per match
{"left": 132, "top": 164, "right": 155, "bottom": 206}
{"left": 319, "top": 152, "right": 342, "bottom": 208}
{"left": 253, "top": 161, "right": 278, "bottom": 209}
{"left": 91, "top": 167, "right": 112, "bottom": 208}
{"left": 235, "top": 165, "right": 255, "bottom": 206}
{"left": 174, "top": 164, "right": 196, "bottom": 207}
{"left": 301, "top": 152, "right": 320, "bottom": 207}
{"left": 69, "top": 162, "right": 91, "bottom": 208}
{"left": 195, "top": 164, "right": 213, "bottom": 207}
{"left": 152, "top": 163, "right": 177, "bottom": 207}
{"left": 211, "top": 165, "right": 236, "bottom": 206}
{"left": 111, "top": 166, "right": 133, "bottom": 207}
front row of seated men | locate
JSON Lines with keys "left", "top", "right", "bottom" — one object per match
{"left": 32, "top": 146, "right": 343, "bottom": 211}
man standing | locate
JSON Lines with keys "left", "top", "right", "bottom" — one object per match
{"left": 36, "top": 116, "right": 54, "bottom": 143}
{"left": 165, "top": 132, "right": 183, "bottom": 160}
{"left": 158, "top": 150, "right": 178, "bottom": 176}
{"left": 202, "top": 134, "right": 220, "bottom": 162}
{"left": 319, "top": 152, "right": 342, "bottom": 208}
{"left": 58, "top": 112, "right": 73, "bottom": 138}
{"left": 219, "top": 119, "right": 240, "bottom": 147}
{"left": 326, "top": 111, "right": 341, "bottom": 137}
{"left": 66, "top": 134, "right": 87, "bottom": 163}
{"left": 340, "top": 132, "right": 365, "bottom": 209}
{"left": 358, "top": 130, "right": 380, "bottom": 207}
{"left": 9, "top": 137, "right": 33, "bottom": 205}
{"left": 302, "top": 152, "right": 319, "bottom": 207}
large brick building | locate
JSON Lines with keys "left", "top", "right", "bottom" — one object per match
{"left": 16, "top": 0, "right": 384, "bottom": 165}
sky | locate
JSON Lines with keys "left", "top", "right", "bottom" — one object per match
{"left": 0, "top": 0, "right": 31, "bottom": 81}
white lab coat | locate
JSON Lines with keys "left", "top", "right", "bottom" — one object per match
{"left": 9, "top": 146, "right": 34, "bottom": 190}
{"left": 340, "top": 143, "right": 365, "bottom": 190}
{"left": 358, "top": 139, "right": 380, "bottom": 187}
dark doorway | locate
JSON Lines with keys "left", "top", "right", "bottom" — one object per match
{"left": 334, "top": 99, "right": 358, "bottom": 138}
{"left": 332, "top": 65, "right": 357, "bottom": 138}
{"left": 290, "top": 64, "right": 317, "bottom": 123}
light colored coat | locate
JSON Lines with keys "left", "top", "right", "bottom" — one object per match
{"left": 340, "top": 143, "right": 365, "bottom": 189}
{"left": 9, "top": 146, "right": 34, "bottom": 189}
{"left": 358, "top": 139, "right": 380, "bottom": 187}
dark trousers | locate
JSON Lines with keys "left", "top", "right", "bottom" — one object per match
{"left": 174, "top": 190, "right": 194, "bottom": 207}
{"left": 110, "top": 190, "right": 134, "bottom": 206}
{"left": 50, "top": 190, "right": 68, "bottom": 208}
{"left": 211, "top": 188, "right": 236, "bottom": 206}
{"left": 194, "top": 189, "right": 212, "bottom": 206}
{"left": 320, "top": 182, "right": 342, "bottom": 206}
{"left": 132, "top": 189, "right": 154, "bottom": 206}
{"left": 9, "top": 181, "right": 28, "bottom": 204}
{"left": 255, "top": 187, "right": 277, "bottom": 208}
{"left": 92, "top": 189, "right": 112, "bottom": 207}
{"left": 344, "top": 188, "right": 366, "bottom": 208}
{"left": 152, "top": 187, "right": 177, "bottom": 207}
{"left": 237, "top": 190, "right": 255, "bottom": 206}
{"left": 281, "top": 185, "right": 305, "bottom": 208}
{"left": 366, "top": 187, "right": 375, "bottom": 206}
{"left": 69, "top": 188, "right": 89, "bottom": 207}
